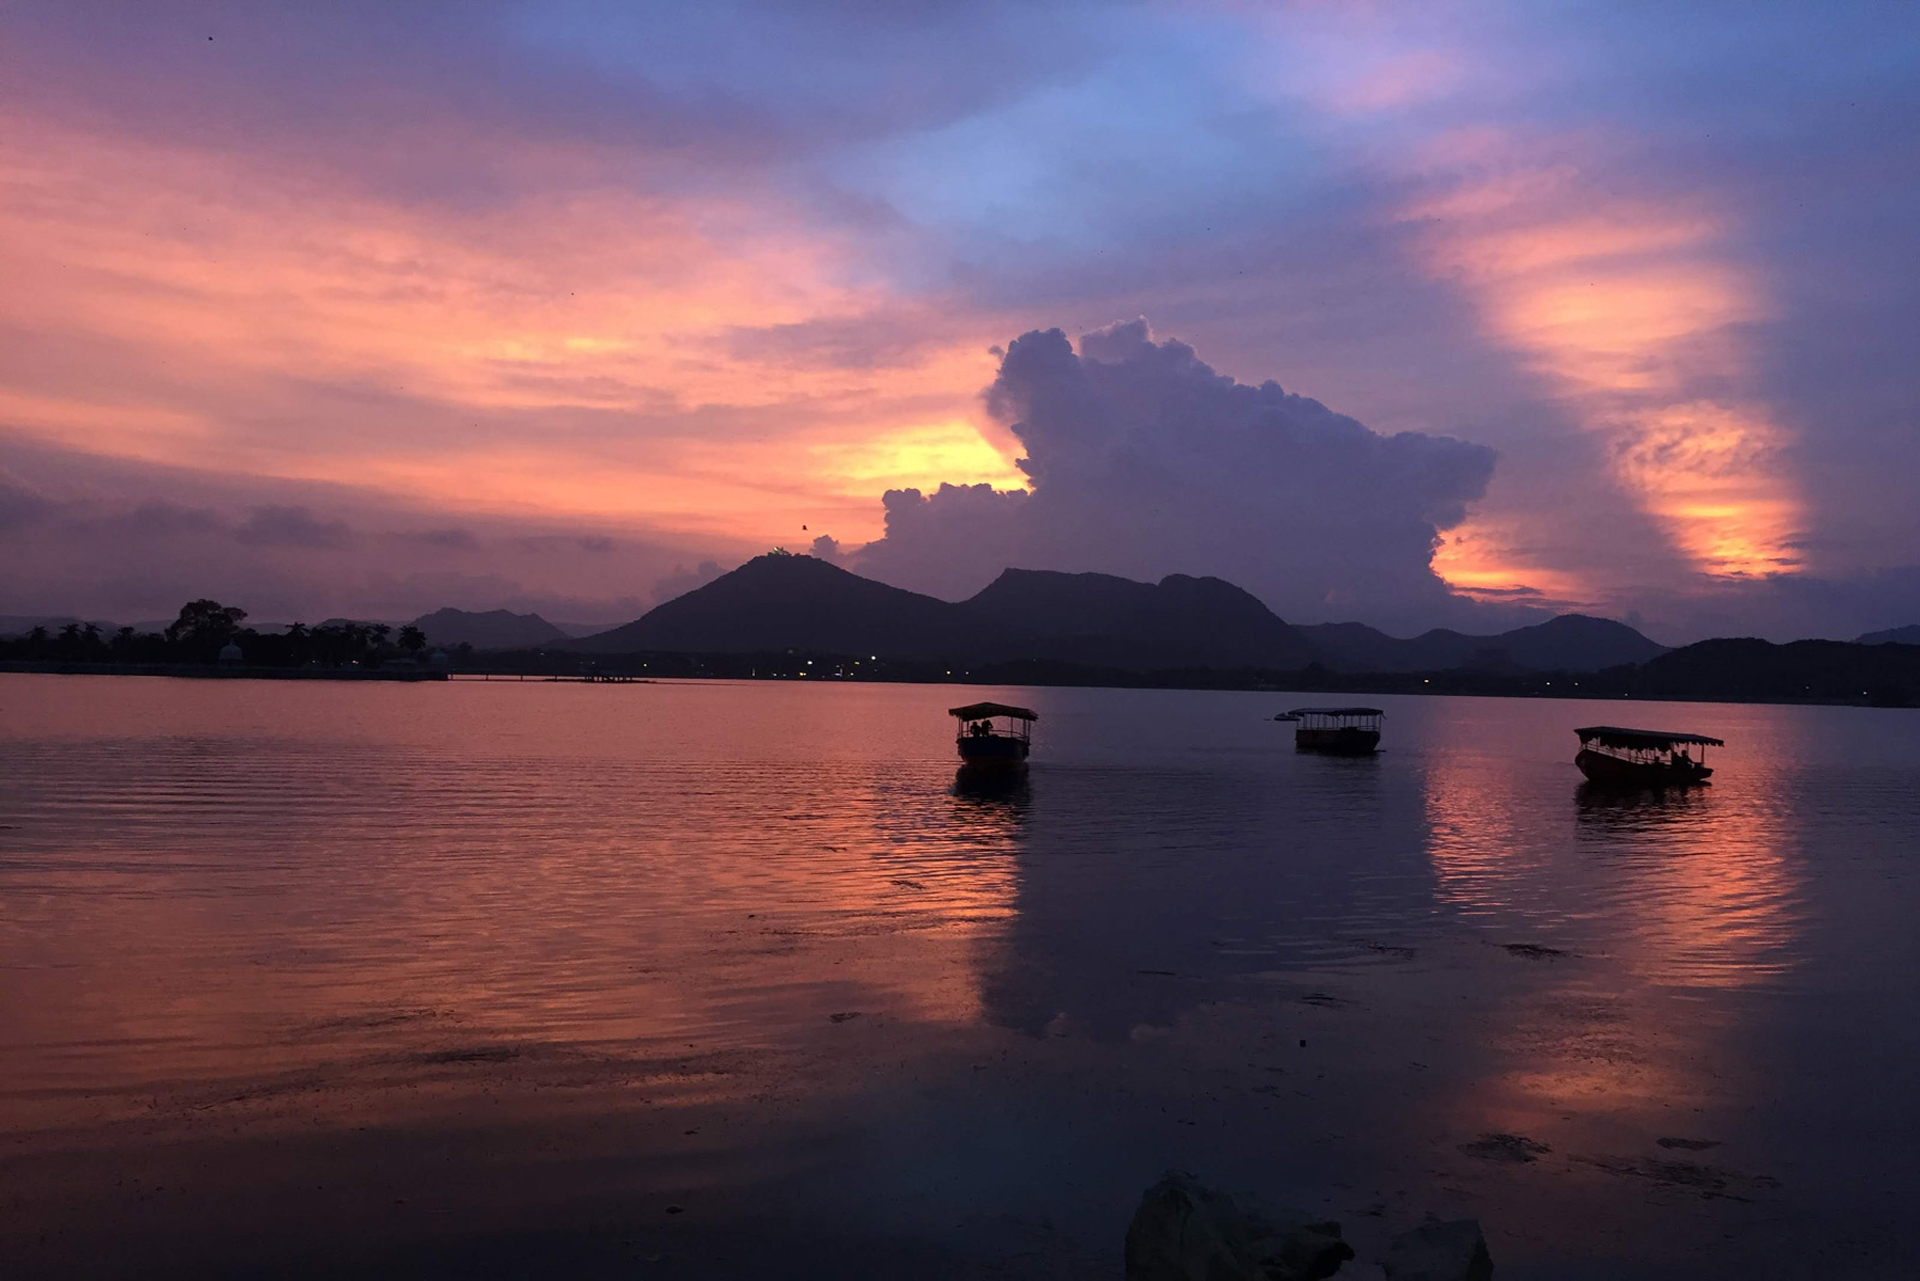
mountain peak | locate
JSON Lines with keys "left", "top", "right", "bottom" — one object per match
{"left": 566, "top": 554, "right": 951, "bottom": 656}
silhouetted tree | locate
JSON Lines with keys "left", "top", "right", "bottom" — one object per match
{"left": 397, "top": 625, "right": 426, "bottom": 655}
{"left": 166, "top": 600, "right": 248, "bottom": 646}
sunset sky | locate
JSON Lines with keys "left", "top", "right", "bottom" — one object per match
{"left": 3, "top": 1, "right": 1916, "bottom": 640}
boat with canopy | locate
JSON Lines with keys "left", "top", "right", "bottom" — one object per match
{"left": 1285, "top": 707, "right": 1383, "bottom": 755}
{"left": 1574, "top": 725, "right": 1722, "bottom": 786}
{"left": 949, "top": 702, "right": 1037, "bottom": 768}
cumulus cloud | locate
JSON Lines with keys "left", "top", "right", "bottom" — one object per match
{"left": 853, "top": 321, "right": 1499, "bottom": 630}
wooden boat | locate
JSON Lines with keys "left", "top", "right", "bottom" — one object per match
{"left": 1286, "top": 707, "right": 1382, "bottom": 755}
{"left": 949, "top": 701, "right": 1036, "bottom": 768}
{"left": 1574, "top": 725, "right": 1721, "bottom": 787}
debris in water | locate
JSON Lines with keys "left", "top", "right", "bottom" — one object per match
{"left": 1578, "top": 1153, "right": 1777, "bottom": 1199}
{"left": 1459, "top": 1132, "right": 1551, "bottom": 1163}
{"left": 1656, "top": 1136, "right": 1722, "bottom": 1151}
{"left": 414, "top": 1045, "right": 519, "bottom": 1064}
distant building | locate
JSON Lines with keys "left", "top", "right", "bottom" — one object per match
{"left": 218, "top": 642, "right": 243, "bottom": 666}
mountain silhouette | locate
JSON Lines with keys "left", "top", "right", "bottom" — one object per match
{"left": 566, "top": 553, "right": 954, "bottom": 657}
{"left": 1859, "top": 624, "right": 1920, "bottom": 645}
{"left": 413, "top": 607, "right": 566, "bottom": 650}
{"left": 1295, "top": 613, "right": 1665, "bottom": 673}
{"left": 954, "top": 568, "right": 1317, "bottom": 669}
{"left": 1624, "top": 637, "right": 1919, "bottom": 705}
{"left": 566, "top": 554, "right": 1315, "bottom": 670}
{"left": 564, "top": 552, "right": 1664, "bottom": 674}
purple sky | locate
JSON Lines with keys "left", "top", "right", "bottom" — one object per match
{"left": 3, "top": 1, "right": 1917, "bottom": 640}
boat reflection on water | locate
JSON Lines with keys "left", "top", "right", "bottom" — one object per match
{"left": 1572, "top": 779, "right": 1712, "bottom": 833}
{"left": 951, "top": 764, "right": 1032, "bottom": 808}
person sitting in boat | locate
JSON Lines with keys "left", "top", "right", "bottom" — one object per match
{"left": 971, "top": 720, "right": 991, "bottom": 737}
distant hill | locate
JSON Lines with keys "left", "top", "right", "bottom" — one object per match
{"left": 1620, "top": 637, "right": 1920, "bottom": 705}
{"left": 565, "top": 555, "right": 1316, "bottom": 670}
{"left": 1296, "top": 613, "right": 1665, "bottom": 673}
{"left": 955, "top": 568, "right": 1317, "bottom": 670}
{"left": 413, "top": 608, "right": 566, "bottom": 650}
{"left": 1859, "top": 624, "right": 1920, "bottom": 645}
{"left": 566, "top": 554, "right": 954, "bottom": 657}
{"left": 564, "top": 553, "right": 1667, "bottom": 674}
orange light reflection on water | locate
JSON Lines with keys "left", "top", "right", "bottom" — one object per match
{"left": 0, "top": 680, "right": 1026, "bottom": 1132}
{"left": 1420, "top": 730, "right": 1799, "bottom": 1119}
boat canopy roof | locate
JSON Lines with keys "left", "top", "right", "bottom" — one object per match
{"left": 949, "top": 701, "right": 1038, "bottom": 722}
{"left": 1286, "top": 707, "right": 1384, "bottom": 718}
{"left": 1576, "top": 725, "right": 1723, "bottom": 749}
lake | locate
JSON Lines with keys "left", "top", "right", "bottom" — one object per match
{"left": 2, "top": 673, "right": 1916, "bottom": 1278}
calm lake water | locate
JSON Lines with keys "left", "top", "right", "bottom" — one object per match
{"left": 2, "top": 673, "right": 1917, "bottom": 1278}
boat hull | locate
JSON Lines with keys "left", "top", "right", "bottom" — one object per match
{"left": 1296, "top": 727, "right": 1380, "bottom": 755}
{"left": 957, "top": 735, "right": 1029, "bottom": 768}
{"left": 1575, "top": 748, "right": 1712, "bottom": 787}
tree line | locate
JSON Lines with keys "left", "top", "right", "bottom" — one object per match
{"left": 0, "top": 599, "right": 470, "bottom": 669}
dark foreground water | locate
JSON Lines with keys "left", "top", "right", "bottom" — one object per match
{"left": 1, "top": 674, "right": 1916, "bottom": 1278}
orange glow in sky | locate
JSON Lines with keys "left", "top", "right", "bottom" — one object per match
{"left": 1404, "top": 140, "right": 1806, "bottom": 592}
{"left": 0, "top": 114, "right": 1013, "bottom": 547}
{"left": 8, "top": 0, "right": 1885, "bottom": 638}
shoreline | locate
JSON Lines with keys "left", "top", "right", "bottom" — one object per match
{"left": 3, "top": 660, "right": 1908, "bottom": 709}
{"left": 0, "top": 661, "right": 446, "bottom": 681}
